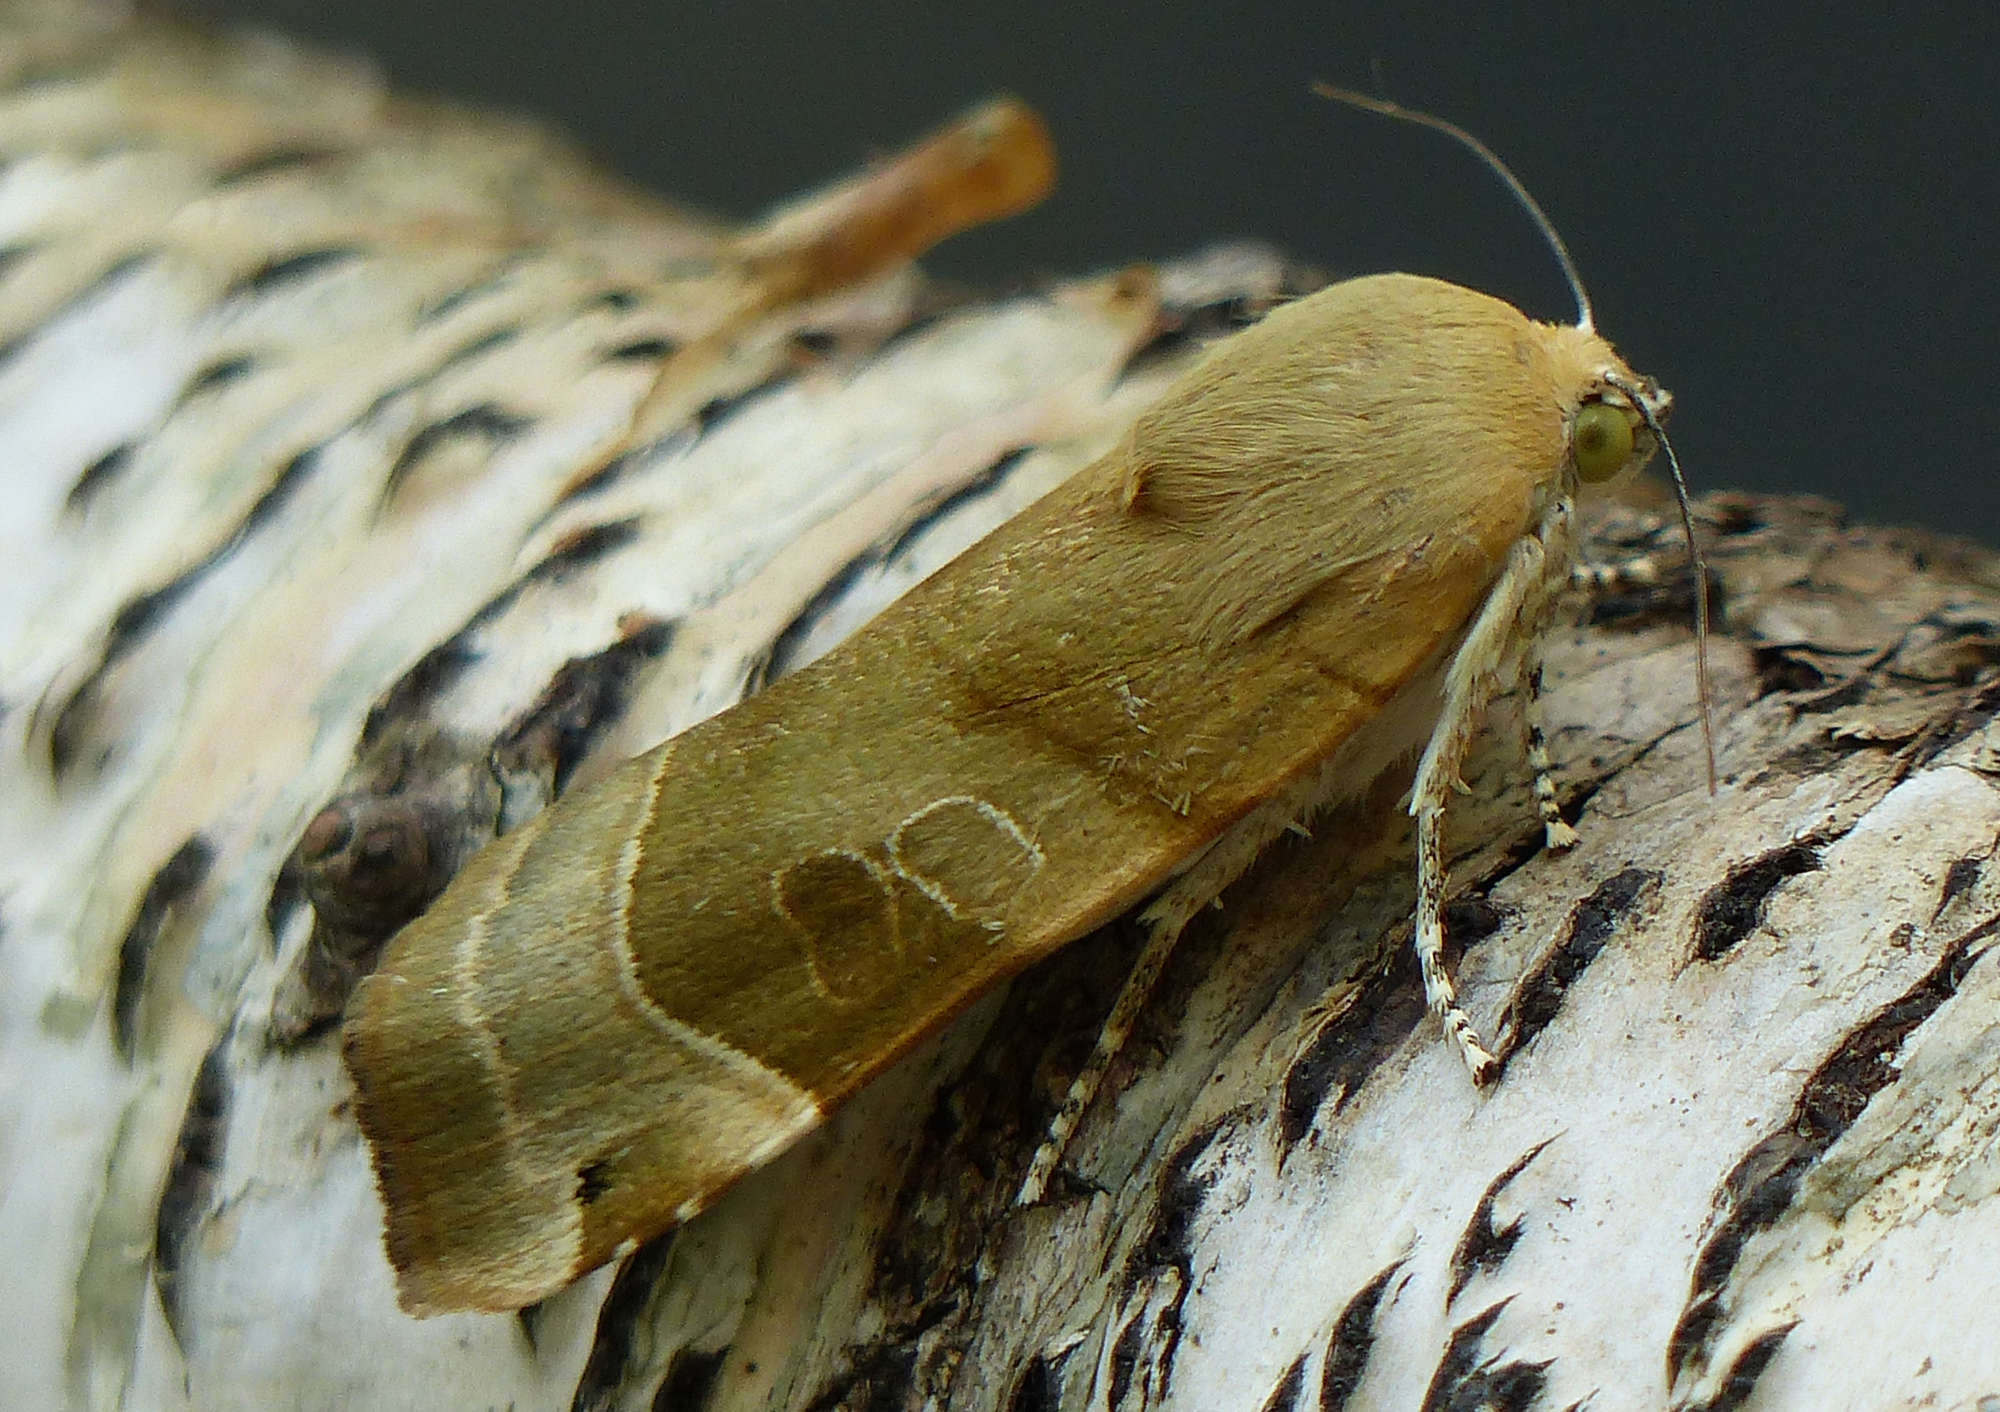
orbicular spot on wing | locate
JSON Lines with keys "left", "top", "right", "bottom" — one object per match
{"left": 772, "top": 849, "right": 899, "bottom": 1002}
{"left": 886, "top": 796, "right": 1043, "bottom": 922}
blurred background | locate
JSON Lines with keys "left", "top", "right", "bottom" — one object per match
{"left": 188, "top": 1, "right": 1997, "bottom": 542}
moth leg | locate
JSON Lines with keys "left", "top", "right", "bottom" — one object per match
{"left": 1568, "top": 552, "right": 1648, "bottom": 592}
{"left": 1022, "top": 502, "right": 1576, "bottom": 1179}
{"left": 1412, "top": 501, "right": 1573, "bottom": 1084}
{"left": 1412, "top": 807, "right": 1496, "bottom": 1082}
{"left": 1014, "top": 908, "right": 1186, "bottom": 1207}
{"left": 1015, "top": 753, "right": 1354, "bottom": 1206}
{"left": 1570, "top": 551, "right": 1664, "bottom": 595}
{"left": 1523, "top": 653, "right": 1579, "bottom": 851}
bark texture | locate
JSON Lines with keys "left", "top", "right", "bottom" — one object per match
{"left": 3, "top": 5, "right": 1997, "bottom": 1410}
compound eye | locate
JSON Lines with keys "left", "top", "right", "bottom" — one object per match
{"left": 1573, "top": 400, "right": 1635, "bottom": 483}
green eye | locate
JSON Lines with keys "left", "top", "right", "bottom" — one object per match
{"left": 1572, "top": 401, "right": 1635, "bottom": 483}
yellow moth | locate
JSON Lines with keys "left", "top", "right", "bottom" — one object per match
{"left": 344, "top": 90, "right": 1706, "bottom": 1315}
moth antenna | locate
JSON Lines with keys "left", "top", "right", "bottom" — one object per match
{"left": 1312, "top": 82, "right": 1595, "bottom": 332}
{"left": 1605, "top": 373, "right": 1718, "bottom": 794}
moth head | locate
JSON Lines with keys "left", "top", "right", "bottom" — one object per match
{"left": 1312, "top": 81, "right": 1719, "bottom": 793}
{"left": 1570, "top": 374, "right": 1671, "bottom": 487}
{"left": 1587, "top": 366, "right": 1717, "bottom": 794}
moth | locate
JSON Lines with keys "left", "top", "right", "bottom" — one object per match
{"left": 345, "top": 91, "right": 1706, "bottom": 1315}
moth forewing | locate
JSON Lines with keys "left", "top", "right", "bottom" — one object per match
{"left": 345, "top": 272, "right": 1666, "bottom": 1314}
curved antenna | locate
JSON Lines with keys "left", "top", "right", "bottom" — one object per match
{"left": 1604, "top": 374, "right": 1718, "bottom": 794}
{"left": 1313, "top": 82, "right": 1595, "bottom": 332}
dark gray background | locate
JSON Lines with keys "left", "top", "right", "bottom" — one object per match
{"left": 189, "top": 2, "right": 1998, "bottom": 542}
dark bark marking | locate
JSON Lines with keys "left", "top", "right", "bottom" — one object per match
{"left": 360, "top": 372, "right": 426, "bottom": 424}
{"left": 1435, "top": 1358, "right": 1552, "bottom": 1412}
{"left": 102, "top": 568, "right": 198, "bottom": 657}
{"left": 64, "top": 442, "right": 132, "bottom": 514}
{"left": 648, "top": 1344, "right": 728, "bottom": 1408}
{"left": 1280, "top": 900, "right": 1502, "bottom": 1154}
{"left": 569, "top": 1233, "right": 678, "bottom": 1412}
{"left": 51, "top": 444, "right": 325, "bottom": 775}
{"left": 440, "top": 324, "right": 522, "bottom": 368}
{"left": 602, "top": 336, "right": 678, "bottom": 363}
{"left": 576, "top": 1160, "right": 613, "bottom": 1207}
{"left": 1122, "top": 1114, "right": 1228, "bottom": 1285}
{"left": 380, "top": 403, "right": 534, "bottom": 502}
{"left": 175, "top": 353, "right": 259, "bottom": 405}
{"left": 1937, "top": 854, "right": 1984, "bottom": 918}
{"left": 869, "top": 310, "right": 948, "bottom": 360}
{"left": 210, "top": 147, "right": 337, "bottom": 185}
{"left": 242, "top": 444, "right": 323, "bottom": 535}
{"left": 1666, "top": 923, "right": 1989, "bottom": 1382}
{"left": 1690, "top": 842, "right": 1823, "bottom": 961}
{"left": 1118, "top": 256, "right": 1324, "bottom": 381}
{"left": 1100, "top": 1119, "right": 1220, "bottom": 1408}
{"left": 415, "top": 262, "right": 523, "bottom": 324}
{"left": 1908, "top": 673, "right": 2000, "bottom": 772}
{"left": 1105, "top": 1309, "right": 1146, "bottom": 1411}
{"left": 83, "top": 440, "right": 318, "bottom": 683}
{"left": 1006, "top": 1354, "right": 1060, "bottom": 1412}
{"left": 1447, "top": 1139, "right": 1556, "bottom": 1306}
{"left": 359, "top": 639, "right": 482, "bottom": 746}
{"left": 0, "top": 251, "right": 153, "bottom": 371}
{"left": 1752, "top": 644, "right": 1832, "bottom": 696}
{"left": 759, "top": 446, "right": 1032, "bottom": 687}
{"left": 877, "top": 447, "right": 1029, "bottom": 564}
{"left": 1497, "top": 869, "right": 1661, "bottom": 1064}
{"left": 1318, "top": 1261, "right": 1402, "bottom": 1411}
{"left": 263, "top": 847, "right": 306, "bottom": 948}
{"left": 691, "top": 374, "right": 795, "bottom": 440}
{"left": 1789, "top": 672, "right": 1877, "bottom": 718}
{"left": 111, "top": 836, "right": 214, "bottom": 1059}
{"left": 1676, "top": 1323, "right": 1797, "bottom": 1412}
{"left": 550, "top": 448, "right": 644, "bottom": 507}
{"left": 1445, "top": 895, "right": 1512, "bottom": 952}
{"left": 523, "top": 517, "right": 643, "bottom": 586}
{"left": 223, "top": 247, "right": 361, "bottom": 301}
{"left": 650, "top": 1347, "right": 727, "bottom": 1412}
{"left": 800, "top": 1339, "right": 926, "bottom": 1412}
{"left": 153, "top": 1040, "right": 230, "bottom": 1344}
{"left": 1418, "top": 1297, "right": 1538, "bottom": 1412}
{"left": 1702, "top": 497, "right": 1770, "bottom": 537}
{"left": 493, "top": 617, "right": 674, "bottom": 794}
{"left": 1279, "top": 965, "right": 1424, "bottom": 1155}
{"left": 1260, "top": 1352, "right": 1308, "bottom": 1412}
{"left": 582, "top": 288, "right": 642, "bottom": 313}
{"left": 1103, "top": 1287, "right": 1185, "bottom": 1412}
{"left": 1119, "top": 288, "right": 1267, "bottom": 373}
{"left": 757, "top": 550, "right": 881, "bottom": 690}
